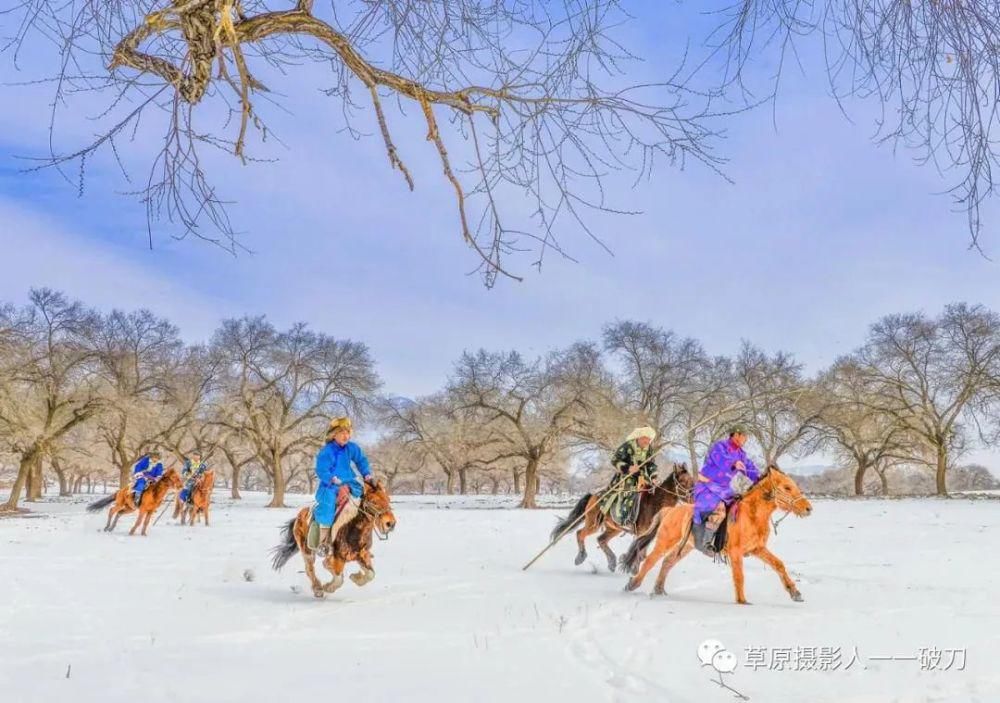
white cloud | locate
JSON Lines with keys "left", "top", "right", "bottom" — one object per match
{"left": 0, "top": 197, "right": 225, "bottom": 339}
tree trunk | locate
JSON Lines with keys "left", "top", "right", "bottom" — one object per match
{"left": 935, "top": 444, "right": 948, "bottom": 496}
{"left": 491, "top": 477, "right": 499, "bottom": 494}
{"left": 267, "top": 449, "right": 287, "bottom": 507}
{"left": 445, "top": 470, "right": 456, "bottom": 494}
{"left": 513, "top": 469, "right": 522, "bottom": 495}
{"left": 686, "top": 432, "right": 699, "bottom": 473}
{"left": 854, "top": 460, "right": 869, "bottom": 496}
{"left": 2, "top": 449, "right": 40, "bottom": 511}
{"left": 26, "top": 454, "right": 44, "bottom": 502}
{"left": 520, "top": 458, "right": 539, "bottom": 509}
{"left": 51, "top": 458, "right": 71, "bottom": 496}
{"left": 877, "top": 469, "right": 889, "bottom": 496}
{"left": 231, "top": 463, "right": 242, "bottom": 499}
{"left": 419, "top": 478, "right": 427, "bottom": 494}
{"left": 459, "top": 467, "right": 468, "bottom": 495}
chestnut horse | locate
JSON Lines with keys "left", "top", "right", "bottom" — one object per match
{"left": 270, "top": 480, "right": 397, "bottom": 599}
{"left": 86, "top": 468, "right": 183, "bottom": 536}
{"left": 550, "top": 464, "right": 694, "bottom": 572}
{"left": 622, "top": 466, "right": 812, "bottom": 604}
{"left": 173, "top": 469, "right": 215, "bottom": 526}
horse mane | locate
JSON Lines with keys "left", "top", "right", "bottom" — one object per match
{"left": 743, "top": 465, "right": 785, "bottom": 503}
{"left": 656, "top": 463, "right": 687, "bottom": 488}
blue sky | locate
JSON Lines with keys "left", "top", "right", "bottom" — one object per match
{"left": 1, "top": 2, "right": 999, "bottom": 468}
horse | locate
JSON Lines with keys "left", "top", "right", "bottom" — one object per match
{"left": 550, "top": 463, "right": 694, "bottom": 572}
{"left": 270, "top": 480, "right": 397, "bottom": 599}
{"left": 173, "top": 469, "right": 215, "bottom": 526}
{"left": 86, "top": 467, "right": 183, "bottom": 536}
{"left": 622, "top": 465, "right": 812, "bottom": 604}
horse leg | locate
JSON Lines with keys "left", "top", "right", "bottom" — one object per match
{"left": 141, "top": 509, "right": 154, "bottom": 536}
{"left": 626, "top": 515, "right": 684, "bottom": 592}
{"left": 729, "top": 551, "right": 749, "bottom": 604}
{"left": 302, "top": 552, "right": 325, "bottom": 598}
{"left": 104, "top": 506, "right": 116, "bottom": 532}
{"left": 350, "top": 550, "right": 375, "bottom": 586}
{"left": 597, "top": 526, "right": 621, "bottom": 572}
{"left": 752, "top": 547, "right": 803, "bottom": 602}
{"left": 574, "top": 509, "right": 598, "bottom": 566}
{"left": 129, "top": 510, "right": 144, "bottom": 536}
{"left": 652, "top": 539, "right": 694, "bottom": 596}
{"left": 322, "top": 557, "right": 346, "bottom": 593}
{"left": 204, "top": 505, "right": 210, "bottom": 527}
{"left": 110, "top": 508, "right": 125, "bottom": 532}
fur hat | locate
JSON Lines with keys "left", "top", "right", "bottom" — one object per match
{"left": 327, "top": 416, "right": 353, "bottom": 434}
{"left": 728, "top": 424, "right": 748, "bottom": 436}
{"left": 626, "top": 426, "right": 657, "bottom": 442}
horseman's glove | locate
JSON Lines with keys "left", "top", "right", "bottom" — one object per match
{"left": 730, "top": 471, "right": 753, "bottom": 496}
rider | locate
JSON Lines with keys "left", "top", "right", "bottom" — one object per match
{"left": 179, "top": 451, "right": 208, "bottom": 504}
{"left": 130, "top": 450, "right": 164, "bottom": 509}
{"left": 694, "top": 425, "right": 760, "bottom": 552}
{"left": 599, "top": 426, "right": 658, "bottom": 528}
{"left": 314, "top": 416, "right": 375, "bottom": 557}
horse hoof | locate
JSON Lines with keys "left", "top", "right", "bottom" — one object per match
{"left": 606, "top": 557, "right": 617, "bottom": 573}
{"left": 791, "top": 591, "right": 804, "bottom": 602}
{"left": 312, "top": 588, "right": 326, "bottom": 599}
{"left": 629, "top": 563, "right": 640, "bottom": 576}
{"left": 574, "top": 551, "right": 587, "bottom": 566}
{"left": 652, "top": 587, "right": 666, "bottom": 597}
{"left": 624, "top": 579, "right": 639, "bottom": 592}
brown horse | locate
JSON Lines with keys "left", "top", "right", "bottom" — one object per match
{"left": 550, "top": 464, "right": 694, "bottom": 572}
{"left": 270, "top": 480, "right": 397, "bottom": 599}
{"left": 622, "top": 466, "right": 812, "bottom": 604}
{"left": 173, "top": 469, "right": 215, "bottom": 526}
{"left": 87, "top": 468, "right": 183, "bottom": 536}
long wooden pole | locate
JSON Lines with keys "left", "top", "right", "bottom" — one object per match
{"left": 521, "top": 446, "right": 664, "bottom": 572}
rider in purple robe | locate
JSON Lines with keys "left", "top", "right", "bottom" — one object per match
{"left": 693, "top": 426, "right": 760, "bottom": 552}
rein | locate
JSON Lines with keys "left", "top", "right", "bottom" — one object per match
{"left": 358, "top": 496, "right": 391, "bottom": 541}
{"left": 759, "top": 473, "right": 808, "bottom": 534}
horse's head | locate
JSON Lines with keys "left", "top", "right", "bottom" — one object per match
{"left": 761, "top": 465, "right": 812, "bottom": 517}
{"left": 672, "top": 463, "right": 695, "bottom": 497}
{"left": 164, "top": 468, "right": 183, "bottom": 489}
{"left": 361, "top": 479, "right": 397, "bottom": 539}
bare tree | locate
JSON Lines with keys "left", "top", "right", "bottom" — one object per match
{"left": 732, "top": 342, "right": 820, "bottom": 466}
{"left": 93, "top": 309, "right": 215, "bottom": 486}
{"left": 211, "top": 316, "right": 378, "bottom": 507}
{"left": 815, "top": 357, "right": 915, "bottom": 495}
{"left": 852, "top": 304, "right": 1000, "bottom": 495}
{"left": 0, "top": 290, "right": 104, "bottom": 512}
{"left": 447, "top": 345, "right": 596, "bottom": 508}
{"left": 5, "top": 0, "right": 721, "bottom": 285}
{"left": 709, "top": 0, "right": 1000, "bottom": 247}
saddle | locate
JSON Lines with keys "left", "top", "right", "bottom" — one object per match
{"left": 690, "top": 501, "right": 735, "bottom": 557}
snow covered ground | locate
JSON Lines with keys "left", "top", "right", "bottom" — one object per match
{"left": 1, "top": 492, "right": 997, "bottom": 703}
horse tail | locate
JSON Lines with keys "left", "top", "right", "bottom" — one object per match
{"left": 551, "top": 493, "right": 591, "bottom": 542}
{"left": 620, "top": 511, "right": 662, "bottom": 574}
{"left": 86, "top": 494, "right": 115, "bottom": 513}
{"left": 270, "top": 517, "right": 299, "bottom": 571}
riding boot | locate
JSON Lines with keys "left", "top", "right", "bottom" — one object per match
{"left": 316, "top": 527, "right": 332, "bottom": 557}
{"left": 701, "top": 525, "right": 719, "bottom": 553}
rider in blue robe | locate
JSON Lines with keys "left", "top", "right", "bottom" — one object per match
{"left": 131, "top": 451, "right": 164, "bottom": 507}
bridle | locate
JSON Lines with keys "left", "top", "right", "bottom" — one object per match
{"left": 358, "top": 494, "right": 393, "bottom": 541}
{"left": 646, "top": 466, "right": 694, "bottom": 502}
{"left": 760, "top": 471, "right": 809, "bottom": 533}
